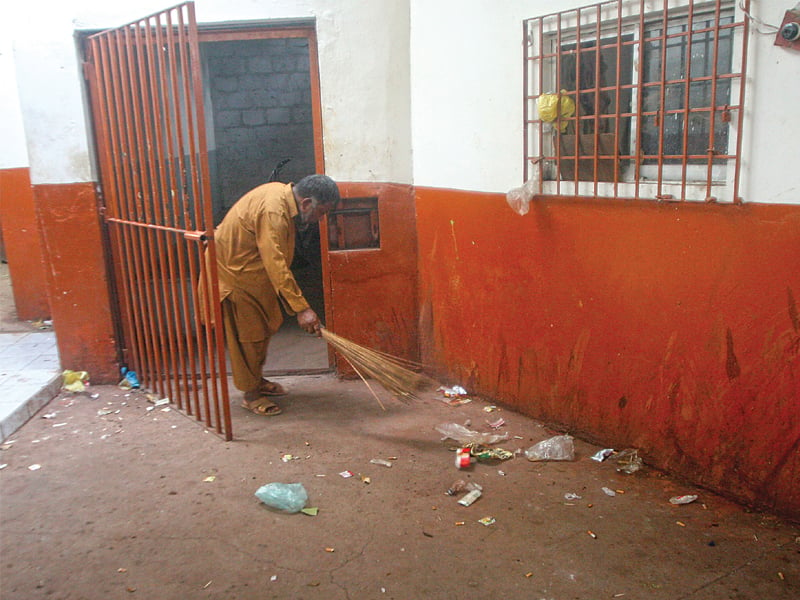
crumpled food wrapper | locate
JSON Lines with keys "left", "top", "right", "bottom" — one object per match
{"left": 62, "top": 370, "right": 89, "bottom": 392}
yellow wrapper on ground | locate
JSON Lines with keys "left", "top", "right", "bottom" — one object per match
{"left": 536, "top": 92, "right": 575, "bottom": 133}
{"left": 62, "top": 370, "right": 89, "bottom": 392}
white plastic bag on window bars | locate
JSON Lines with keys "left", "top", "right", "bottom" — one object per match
{"left": 505, "top": 170, "right": 540, "bottom": 216}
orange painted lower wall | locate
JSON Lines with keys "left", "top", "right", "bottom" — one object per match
{"left": 0, "top": 167, "right": 50, "bottom": 320}
{"left": 33, "top": 183, "right": 118, "bottom": 383}
{"left": 325, "top": 182, "right": 419, "bottom": 372}
{"left": 416, "top": 188, "right": 800, "bottom": 521}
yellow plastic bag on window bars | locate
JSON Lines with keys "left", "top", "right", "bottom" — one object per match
{"left": 536, "top": 91, "right": 575, "bottom": 133}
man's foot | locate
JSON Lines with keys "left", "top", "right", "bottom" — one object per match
{"left": 241, "top": 396, "right": 282, "bottom": 416}
{"left": 258, "top": 379, "right": 288, "bottom": 396}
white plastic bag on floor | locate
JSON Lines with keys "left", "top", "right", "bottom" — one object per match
{"left": 525, "top": 435, "right": 575, "bottom": 461}
{"left": 436, "top": 422, "right": 509, "bottom": 446}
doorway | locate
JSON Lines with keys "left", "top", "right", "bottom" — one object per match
{"left": 199, "top": 26, "right": 329, "bottom": 374}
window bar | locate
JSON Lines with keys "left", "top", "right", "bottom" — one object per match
{"left": 732, "top": 0, "right": 751, "bottom": 204}
{"left": 634, "top": 0, "right": 646, "bottom": 198}
{"left": 554, "top": 12, "right": 564, "bottom": 196}
{"left": 523, "top": 19, "right": 530, "bottom": 183}
{"left": 678, "top": 0, "right": 697, "bottom": 200}
{"left": 537, "top": 16, "right": 545, "bottom": 191}
{"left": 570, "top": 8, "right": 583, "bottom": 191}
{"left": 655, "top": 0, "right": 670, "bottom": 198}
{"left": 592, "top": 3, "right": 602, "bottom": 197}
{"left": 704, "top": 0, "right": 723, "bottom": 200}
{"left": 613, "top": 0, "right": 623, "bottom": 195}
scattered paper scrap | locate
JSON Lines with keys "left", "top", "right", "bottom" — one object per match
{"left": 478, "top": 516, "right": 496, "bottom": 526}
{"left": 339, "top": 470, "right": 354, "bottom": 478}
{"left": 591, "top": 448, "right": 615, "bottom": 462}
{"left": 28, "top": 464, "right": 41, "bottom": 471}
{"left": 602, "top": 487, "right": 617, "bottom": 497}
{"left": 203, "top": 475, "right": 216, "bottom": 483}
{"left": 670, "top": 495, "right": 698, "bottom": 505}
{"left": 301, "top": 507, "right": 319, "bottom": 516}
{"left": 439, "top": 385, "right": 468, "bottom": 398}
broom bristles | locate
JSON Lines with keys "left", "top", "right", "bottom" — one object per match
{"left": 320, "top": 329, "right": 438, "bottom": 403}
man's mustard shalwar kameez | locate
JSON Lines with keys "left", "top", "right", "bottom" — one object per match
{"left": 212, "top": 182, "right": 310, "bottom": 392}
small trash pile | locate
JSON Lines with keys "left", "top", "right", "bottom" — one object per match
{"left": 245, "top": 383, "right": 703, "bottom": 552}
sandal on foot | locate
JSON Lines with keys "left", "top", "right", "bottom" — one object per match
{"left": 258, "top": 379, "right": 288, "bottom": 396}
{"left": 241, "top": 396, "right": 282, "bottom": 416}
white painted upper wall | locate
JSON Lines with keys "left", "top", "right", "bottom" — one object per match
{"left": 2, "top": 0, "right": 799, "bottom": 204}
{"left": 4, "top": 0, "right": 412, "bottom": 186}
{"left": 408, "top": 0, "right": 800, "bottom": 203}
{"left": 0, "top": 39, "right": 29, "bottom": 170}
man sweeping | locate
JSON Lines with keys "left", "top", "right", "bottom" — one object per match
{"left": 210, "top": 174, "right": 340, "bottom": 416}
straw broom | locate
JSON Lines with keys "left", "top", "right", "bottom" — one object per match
{"left": 320, "top": 328, "right": 438, "bottom": 409}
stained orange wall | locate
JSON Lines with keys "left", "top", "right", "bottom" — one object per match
{"left": 416, "top": 188, "right": 800, "bottom": 520}
{"left": 0, "top": 168, "right": 50, "bottom": 319}
{"left": 324, "top": 182, "right": 419, "bottom": 369}
{"left": 33, "top": 183, "right": 118, "bottom": 382}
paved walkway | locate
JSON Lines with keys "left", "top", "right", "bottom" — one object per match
{"left": 0, "top": 330, "right": 61, "bottom": 441}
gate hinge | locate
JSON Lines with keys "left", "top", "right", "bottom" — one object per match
{"left": 82, "top": 61, "right": 93, "bottom": 81}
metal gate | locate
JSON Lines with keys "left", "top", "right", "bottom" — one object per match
{"left": 84, "top": 2, "right": 232, "bottom": 439}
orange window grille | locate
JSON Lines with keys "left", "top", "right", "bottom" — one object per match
{"left": 524, "top": 0, "right": 749, "bottom": 203}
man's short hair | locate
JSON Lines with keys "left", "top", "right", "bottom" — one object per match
{"left": 295, "top": 174, "right": 340, "bottom": 206}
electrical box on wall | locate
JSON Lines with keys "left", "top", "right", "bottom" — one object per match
{"left": 774, "top": 8, "right": 800, "bottom": 50}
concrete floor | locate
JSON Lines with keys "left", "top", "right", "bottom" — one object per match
{"left": 1, "top": 375, "right": 798, "bottom": 600}
{"left": 1, "top": 262, "right": 799, "bottom": 599}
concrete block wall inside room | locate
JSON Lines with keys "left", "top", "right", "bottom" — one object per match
{"left": 415, "top": 187, "right": 800, "bottom": 521}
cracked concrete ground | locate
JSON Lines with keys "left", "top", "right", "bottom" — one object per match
{"left": 1, "top": 375, "right": 798, "bottom": 599}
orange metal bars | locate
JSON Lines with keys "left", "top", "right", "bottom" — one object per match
{"left": 524, "top": 0, "right": 749, "bottom": 203}
{"left": 85, "top": 2, "right": 232, "bottom": 439}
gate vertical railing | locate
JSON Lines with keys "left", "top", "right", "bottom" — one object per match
{"left": 84, "top": 2, "right": 232, "bottom": 439}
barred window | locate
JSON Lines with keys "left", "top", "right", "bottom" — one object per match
{"left": 524, "top": 0, "right": 749, "bottom": 202}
